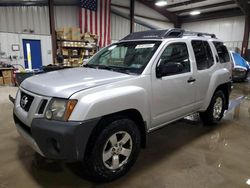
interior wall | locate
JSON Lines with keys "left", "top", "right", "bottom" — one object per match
{"left": 0, "top": 6, "right": 50, "bottom": 35}
{"left": 182, "top": 16, "right": 247, "bottom": 50}
{"left": 111, "top": 13, "right": 151, "bottom": 42}
{"left": 54, "top": 6, "right": 79, "bottom": 29}
{"left": 0, "top": 32, "right": 53, "bottom": 68}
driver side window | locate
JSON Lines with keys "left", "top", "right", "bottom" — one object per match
{"left": 159, "top": 42, "right": 190, "bottom": 76}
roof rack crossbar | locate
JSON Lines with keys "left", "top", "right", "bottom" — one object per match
{"left": 183, "top": 31, "right": 217, "bottom": 38}
{"left": 162, "top": 28, "right": 185, "bottom": 38}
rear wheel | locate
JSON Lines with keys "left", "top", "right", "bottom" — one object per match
{"left": 84, "top": 117, "right": 141, "bottom": 182}
{"left": 200, "top": 90, "right": 226, "bottom": 125}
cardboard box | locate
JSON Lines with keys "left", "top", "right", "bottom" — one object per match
{"left": 62, "top": 49, "right": 69, "bottom": 56}
{"left": 60, "top": 27, "right": 72, "bottom": 40}
{"left": 2, "top": 70, "right": 12, "bottom": 78}
{"left": 56, "top": 30, "right": 63, "bottom": 40}
{"left": 72, "top": 28, "right": 81, "bottom": 41}
{"left": 3, "top": 77, "right": 13, "bottom": 85}
{"left": 0, "top": 77, "right": 3, "bottom": 85}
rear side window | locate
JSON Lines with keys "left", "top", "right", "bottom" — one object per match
{"left": 192, "top": 40, "right": 214, "bottom": 70}
{"left": 213, "top": 42, "right": 230, "bottom": 63}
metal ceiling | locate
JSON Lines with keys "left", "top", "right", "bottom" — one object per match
{"left": 0, "top": 0, "right": 247, "bottom": 23}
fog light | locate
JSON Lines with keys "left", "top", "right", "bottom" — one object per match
{"left": 45, "top": 110, "right": 53, "bottom": 119}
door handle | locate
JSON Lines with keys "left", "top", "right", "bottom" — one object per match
{"left": 187, "top": 77, "right": 196, "bottom": 83}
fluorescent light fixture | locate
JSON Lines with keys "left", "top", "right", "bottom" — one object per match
{"left": 246, "top": 179, "right": 250, "bottom": 185}
{"left": 190, "top": 10, "right": 201, "bottom": 15}
{"left": 155, "top": 0, "right": 167, "bottom": 6}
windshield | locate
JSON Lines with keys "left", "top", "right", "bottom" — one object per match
{"left": 86, "top": 41, "right": 162, "bottom": 74}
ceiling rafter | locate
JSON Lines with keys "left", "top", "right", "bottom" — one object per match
{"left": 174, "top": 1, "right": 236, "bottom": 14}
{"left": 180, "top": 8, "right": 243, "bottom": 23}
{"left": 234, "top": 0, "right": 249, "bottom": 14}
{"left": 136, "top": 0, "right": 178, "bottom": 24}
{"left": 166, "top": 0, "right": 206, "bottom": 9}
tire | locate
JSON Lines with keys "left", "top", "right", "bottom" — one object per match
{"left": 200, "top": 90, "right": 226, "bottom": 125}
{"left": 84, "top": 116, "right": 141, "bottom": 182}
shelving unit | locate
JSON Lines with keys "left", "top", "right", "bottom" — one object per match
{"left": 57, "top": 36, "right": 98, "bottom": 67}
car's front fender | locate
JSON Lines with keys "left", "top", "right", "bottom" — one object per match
{"left": 69, "top": 86, "right": 150, "bottom": 126}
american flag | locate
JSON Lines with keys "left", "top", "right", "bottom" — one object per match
{"left": 80, "top": 0, "right": 111, "bottom": 48}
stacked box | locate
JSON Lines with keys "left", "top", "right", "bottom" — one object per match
{"left": 2, "top": 70, "right": 12, "bottom": 77}
{"left": 59, "top": 27, "right": 72, "bottom": 40}
{"left": 2, "top": 70, "right": 13, "bottom": 85}
{"left": 72, "top": 28, "right": 81, "bottom": 40}
{"left": 0, "top": 77, "right": 3, "bottom": 85}
{"left": 3, "top": 77, "right": 12, "bottom": 85}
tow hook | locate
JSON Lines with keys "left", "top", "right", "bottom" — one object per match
{"left": 9, "top": 95, "right": 15, "bottom": 104}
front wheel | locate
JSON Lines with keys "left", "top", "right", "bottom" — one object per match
{"left": 84, "top": 117, "right": 141, "bottom": 182}
{"left": 200, "top": 90, "right": 226, "bottom": 125}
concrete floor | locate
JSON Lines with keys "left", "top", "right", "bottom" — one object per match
{"left": 0, "top": 81, "right": 250, "bottom": 188}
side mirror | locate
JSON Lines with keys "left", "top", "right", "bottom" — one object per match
{"left": 156, "top": 59, "right": 184, "bottom": 78}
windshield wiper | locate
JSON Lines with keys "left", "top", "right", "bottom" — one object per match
{"left": 84, "top": 64, "right": 134, "bottom": 75}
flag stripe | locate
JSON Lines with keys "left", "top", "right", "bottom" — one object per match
{"left": 95, "top": 10, "right": 97, "bottom": 35}
{"left": 90, "top": 10, "right": 93, "bottom": 34}
{"left": 108, "top": 0, "right": 111, "bottom": 44}
{"left": 99, "top": 0, "right": 103, "bottom": 47}
{"left": 84, "top": 10, "right": 87, "bottom": 33}
{"left": 81, "top": 0, "right": 111, "bottom": 48}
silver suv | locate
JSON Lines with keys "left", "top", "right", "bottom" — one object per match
{"left": 12, "top": 29, "right": 232, "bottom": 182}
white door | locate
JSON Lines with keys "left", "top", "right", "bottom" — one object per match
{"left": 151, "top": 41, "right": 197, "bottom": 128}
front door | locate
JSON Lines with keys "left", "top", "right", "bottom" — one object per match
{"left": 151, "top": 41, "right": 197, "bottom": 128}
{"left": 23, "top": 39, "right": 42, "bottom": 69}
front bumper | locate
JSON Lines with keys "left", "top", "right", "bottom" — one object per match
{"left": 14, "top": 114, "right": 100, "bottom": 162}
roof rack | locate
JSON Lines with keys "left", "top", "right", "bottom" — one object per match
{"left": 121, "top": 28, "right": 217, "bottom": 41}
{"left": 183, "top": 31, "right": 217, "bottom": 38}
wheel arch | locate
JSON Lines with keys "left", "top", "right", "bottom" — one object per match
{"left": 85, "top": 109, "right": 147, "bottom": 158}
{"left": 214, "top": 83, "right": 230, "bottom": 110}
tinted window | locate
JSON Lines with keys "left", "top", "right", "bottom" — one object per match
{"left": 159, "top": 42, "right": 190, "bottom": 75}
{"left": 213, "top": 42, "right": 230, "bottom": 63}
{"left": 192, "top": 40, "right": 214, "bottom": 70}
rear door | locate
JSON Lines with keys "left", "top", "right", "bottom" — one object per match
{"left": 191, "top": 40, "right": 216, "bottom": 105}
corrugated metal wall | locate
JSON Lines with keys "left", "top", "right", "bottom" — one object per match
{"left": 111, "top": 13, "right": 150, "bottom": 42}
{"left": 182, "top": 16, "right": 249, "bottom": 50}
{"left": 0, "top": 6, "right": 50, "bottom": 35}
{"left": 54, "top": 6, "right": 79, "bottom": 29}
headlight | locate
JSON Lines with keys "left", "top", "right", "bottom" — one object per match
{"left": 45, "top": 98, "right": 77, "bottom": 121}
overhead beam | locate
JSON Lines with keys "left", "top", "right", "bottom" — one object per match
{"left": 166, "top": 0, "right": 206, "bottom": 9}
{"left": 234, "top": 0, "right": 248, "bottom": 14}
{"left": 111, "top": 3, "right": 170, "bottom": 22}
{"left": 181, "top": 8, "right": 243, "bottom": 23}
{"left": 174, "top": 1, "right": 236, "bottom": 15}
{"left": 130, "top": 0, "right": 135, "bottom": 33}
{"left": 136, "top": 0, "right": 179, "bottom": 26}
{"left": 0, "top": 1, "right": 47, "bottom": 6}
{"left": 48, "top": 0, "right": 56, "bottom": 63}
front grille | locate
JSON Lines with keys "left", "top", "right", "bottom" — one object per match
{"left": 20, "top": 92, "right": 34, "bottom": 112}
{"left": 14, "top": 114, "right": 31, "bottom": 135}
{"left": 38, "top": 99, "right": 48, "bottom": 114}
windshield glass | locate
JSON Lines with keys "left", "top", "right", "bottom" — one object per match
{"left": 86, "top": 41, "right": 162, "bottom": 74}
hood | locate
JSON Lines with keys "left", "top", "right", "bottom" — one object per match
{"left": 21, "top": 68, "right": 133, "bottom": 98}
